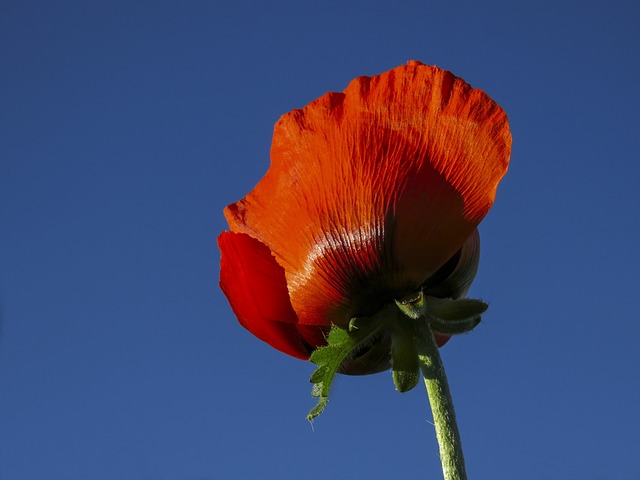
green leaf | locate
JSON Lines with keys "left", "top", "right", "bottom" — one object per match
{"left": 307, "top": 317, "right": 386, "bottom": 421}
{"left": 311, "top": 382, "right": 323, "bottom": 398}
{"left": 309, "top": 366, "right": 328, "bottom": 385}
{"left": 325, "top": 325, "right": 352, "bottom": 344}
{"left": 306, "top": 397, "right": 329, "bottom": 421}
{"left": 309, "top": 345, "right": 348, "bottom": 365}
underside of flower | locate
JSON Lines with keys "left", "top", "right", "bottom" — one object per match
{"left": 307, "top": 291, "right": 488, "bottom": 420}
{"left": 218, "top": 60, "right": 511, "bottom": 375}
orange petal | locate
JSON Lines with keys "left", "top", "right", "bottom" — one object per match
{"left": 225, "top": 61, "right": 511, "bottom": 328}
{"left": 218, "top": 231, "right": 326, "bottom": 359}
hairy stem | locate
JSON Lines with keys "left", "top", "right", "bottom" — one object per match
{"left": 417, "top": 324, "right": 467, "bottom": 480}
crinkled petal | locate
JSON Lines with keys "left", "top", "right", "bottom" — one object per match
{"left": 225, "top": 61, "right": 510, "bottom": 329}
{"left": 218, "top": 231, "right": 326, "bottom": 359}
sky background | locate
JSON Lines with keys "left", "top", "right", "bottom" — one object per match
{"left": 1, "top": 1, "right": 639, "bottom": 479}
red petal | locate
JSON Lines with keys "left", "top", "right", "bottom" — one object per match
{"left": 434, "top": 334, "right": 451, "bottom": 348}
{"left": 218, "top": 231, "right": 325, "bottom": 359}
{"left": 225, "top": 61, "right": 511, "bottom": 329}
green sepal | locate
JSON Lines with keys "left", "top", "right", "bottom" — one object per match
{"left": 305, "top": 296, "right": 488, "bottom": 421}
{"left": 430, "top": 316, "right": 482, "bottom": 335}
{"left": 390, "top": 324, "right": 420, "bottom": 393}
{"left": 426, "top": 297, "right": 487, "bottom": 335}
{"left": 392, "top": 364, "right": 420, "bottom": 393}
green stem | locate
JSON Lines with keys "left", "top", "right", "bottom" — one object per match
{"left": 417, "top": 323, "right": 467, "bottom": 480}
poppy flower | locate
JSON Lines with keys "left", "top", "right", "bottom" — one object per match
{"left": 219, "top": 60, "right": 511, "bottom": 375}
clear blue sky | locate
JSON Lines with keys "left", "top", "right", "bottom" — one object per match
{"left": 1, "top": 1, "right": 639, "bottom": 479}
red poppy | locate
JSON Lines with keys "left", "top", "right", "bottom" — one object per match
{"left": 218, "top": 61, "right": 511, "bottom": 374}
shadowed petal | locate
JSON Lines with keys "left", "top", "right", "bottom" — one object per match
{"left": 424, "top": 228, "right": 480, "bottom": 300}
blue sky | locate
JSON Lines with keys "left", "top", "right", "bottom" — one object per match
{"left": 1, "top": 1, "right": 639, "bottom": 479}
